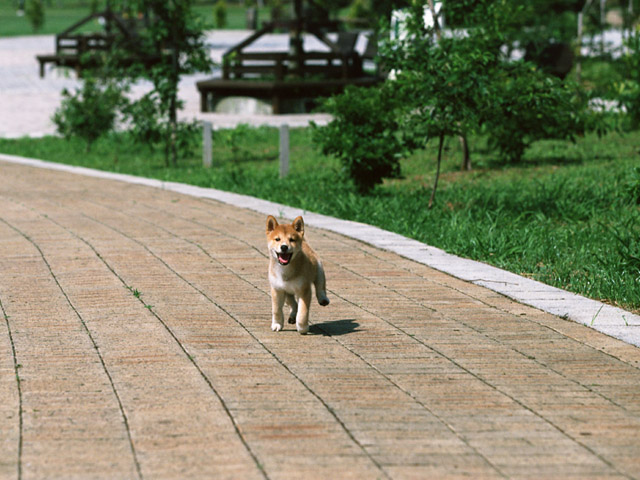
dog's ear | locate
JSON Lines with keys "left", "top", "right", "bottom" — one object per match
{"left": 292, "top": 216, "right": 304, "bottom": 236}
{"left": 266, "top": 215, "right": 278, "bottom": 234}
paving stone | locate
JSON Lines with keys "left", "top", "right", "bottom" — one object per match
{"left": 0, "top": 161, "right": 639, "bottom": 479}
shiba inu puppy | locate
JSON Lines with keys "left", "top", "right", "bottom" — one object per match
{"left": 266, "top": 215, "right": 329, "bottom": 334}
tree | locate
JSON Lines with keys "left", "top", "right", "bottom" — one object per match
{"left": 380, "top": 0, "right": 507, "bottom": 205}
{"left": 110, "top": 0, "right": 214, "bottom": 166}
{"left": 315, "top": 0, "right": 589, "bottom": 204}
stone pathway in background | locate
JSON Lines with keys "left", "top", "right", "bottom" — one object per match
{"left": 0, "top": 32, "right": 331, "bottom": 138}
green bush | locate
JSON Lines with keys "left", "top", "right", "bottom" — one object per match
{"left": 626, "top": 166, "right": 640, "bottom": 204}
{"left": 25, "top": 0, "right": 44, "bottom": 31}
{"left": 313, "top": 85, "right": 405, "bottom": 193}
{"left": 347, "top": 0, "right": 368, "bottom": 21}
{"left": 381, "top": 1, "right": 589, "bottom": 165}
{"left": 52, "top": 78, "right": 125, "bottom": 151}
{"left": 122, "top": 92, "right": 164, "bottom": 149}
{"left": 123, "top": 92, "right": 199, "bottom": 159}
{"left": 484, "top": 69, "right": 585, "bottom": 163}
{"left": 616, "top": 30, "right": 640, "bottom": 129}
{"left": 214, "top": 0, "right": 227, "bottom": 28}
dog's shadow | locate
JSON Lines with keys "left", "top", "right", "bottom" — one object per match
{"left": 309, "top": 319, "right": 360, "bottom": 336}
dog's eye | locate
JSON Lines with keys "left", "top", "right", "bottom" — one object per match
{"left": 275, "top": 237, "right": 280, "bottom": 242}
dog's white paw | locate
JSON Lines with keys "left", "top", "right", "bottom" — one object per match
{"left": 271, "top": 322, "right": 283, "bottom": 332}
{"left": 297, "top": 324, "right": 309, "bottom": 335}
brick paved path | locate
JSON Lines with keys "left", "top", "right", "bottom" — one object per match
{"left": 1, "top": 160, "right": 640, "bottom": 479}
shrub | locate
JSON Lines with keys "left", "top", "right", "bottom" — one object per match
{"left": 214, "top": 0, "right": 227, "bottom": 28}
{"left": 123, "top": 92, "right": 199, "bottom": 159}
{"left": 483, "top": 69, "right": 586, "bottom": 163}
{"left": 122, "top": 92, "right": 164, "bottom": 149}
{"left": 52, "top": 78, "right": 125, "bottom": 151}
{"left": 313, "top": 85, "right": 405, "bottom": 193}
{"left": 626, "top": 166, "right": 640, "bottom": 204}
{"left": 382, "top": 1, "right": 588, "bottom": 165}
{"left": 616, "top": 29, "right": 640, "bottom": 130}
{"left": 348, "top": 0, "right": 369, "bottom": 22}
{"left": 25, "top": 0, "right": 44, "bottom": 32}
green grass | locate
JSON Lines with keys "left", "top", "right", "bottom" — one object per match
{"left": 0, "top": 128, "right": 639, "bottom": 313}
{"left": 0, "top": 2, "right": 98, "bottom": 36}
{"left": 0, "top": 2, "right": 269, "bottom": 37}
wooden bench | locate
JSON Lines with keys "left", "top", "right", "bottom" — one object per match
{"left": 222, "top": 50, "right": 363, "bottom": 81}
{"left": 220, "top": 21, "right": 366, "bottom": 80}
{"left": 36, "top": 9, "right": 148, "bottom": 78}
{"left": 197, "top": 0, "right": 384, "bottom": 115}
{"left": 196, "top": 76, "right": 381, "bottom": 114}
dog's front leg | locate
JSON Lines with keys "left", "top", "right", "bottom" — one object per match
{"left": 285, "top": 294, "right": 298, "bottom": 324}
{"left": 295, "top": 288, "right": 312, "bottom": 335}
{"left": 271, "top": 288, "right": 285, "bottom": 332}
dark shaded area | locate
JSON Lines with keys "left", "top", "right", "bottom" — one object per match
{"left": 310, "top": 319, "right": 360, "bottom": 336}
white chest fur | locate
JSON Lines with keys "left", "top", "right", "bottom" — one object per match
{"left": 269, "top": 264, "right": 305, "bottom": 295}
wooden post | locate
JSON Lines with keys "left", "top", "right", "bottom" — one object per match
{"left": 203, "top": 121, "right": 212, "bottom": 168}
{"left": 279, "top": 124, "right": 290, "bottom": 178}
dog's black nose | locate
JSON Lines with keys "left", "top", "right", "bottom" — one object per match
{"left": 281, "top": 245, "right": 288, "bottom": 252}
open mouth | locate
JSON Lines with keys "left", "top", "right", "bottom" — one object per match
{"left": 277, "top": 251, "right": 292, "bottom": 265}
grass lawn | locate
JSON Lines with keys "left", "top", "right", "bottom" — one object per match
{"left": 0, "top": 2, "right": 268, "bottom": 37}
{"left": 0, "top": 127, "right": 638, "bottom": 314}
{"left": 1, "top": 2, "right": 97, "bottom": 37}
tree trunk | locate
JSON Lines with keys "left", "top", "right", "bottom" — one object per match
{"left": 600, "top": 0, "right": 607, "bottom": 55}
{"left": 577, "top": 0, "right": 595, "bottom": 85}
{"left": 460, "top": 135, "right": 471, "bottom": 171}
{"left": 428, "top": 132, "right": 445, "bottom": 209}
{"left": 576, "top": 11, "right": 584, "bottom": 83}
{"left": 169, "top": 93, "right": 177, "bottom": 167}
{"left": 168, "top": 4, "right": 179, "bottom": 167}
{"left": 289, "top": 0, "right": 303, "bottom": 77}
{"left": 426, "top": 0, "right": 442, "bottom": 40}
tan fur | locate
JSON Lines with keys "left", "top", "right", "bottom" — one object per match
{"left": 266, "top": 215, "right": 329, "bottom": 334}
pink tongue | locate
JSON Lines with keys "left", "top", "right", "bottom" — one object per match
{"left": 278, "top": 252, "right": 291, "bottom": 264}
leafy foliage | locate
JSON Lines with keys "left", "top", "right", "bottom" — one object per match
{"left": 316, "top": 0, "right": 595, "bottom": 202}
{"left": 625, "top": 166, "right": 640, "bottom": 205}
{"left": 313, "top": 85, "right": 405, "bottom": 193}
{"left": 214, "top": 0, "right": 227, "bottom": 28}
{"left": 616, "top": 29, "right": 640, "bottom": 129}
{"left": 52, "top": 78, "right": 125, "bottom": 152}
{"left": 382, "top": 1, "right": 587, "bottom": 164}
{"left": 121, "top": 92, "right": 164, "bottom": 148}
{"left": 482, "top": 68, "right": 586, "bottom": 162}
{"left": 109, "top": 0, "right": 214, "bottom": 165}
{"left": 25, "top": 0, "right": 44, "bottom": 31}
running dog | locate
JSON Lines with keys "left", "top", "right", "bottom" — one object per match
{"left": 266, "top": 215, "right": 329, "bottom": 334}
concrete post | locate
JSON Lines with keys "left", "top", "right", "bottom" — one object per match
{"left": 279, "top": 124, "right": 289, "bottom": 178}
{"left": 203, "top": 121, "right": 212, "bottom": 168}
